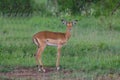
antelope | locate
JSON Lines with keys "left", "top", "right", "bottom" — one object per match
{"left": 33, "top": 19, "right": 78, "bottom": 72}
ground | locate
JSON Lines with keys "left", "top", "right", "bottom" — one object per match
{"left": 0, "top": 67, "right": 120, "bottom": 80}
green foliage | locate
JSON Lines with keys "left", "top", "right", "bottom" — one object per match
{"left": 57, "top": 0, "right": 99, "bottom": 15}
{"left": 93, "top": 0, "right": 120, "bottom": 16}
{"left": 57, "top": 0, "right": 120, "bottom": 16}
{"left": 0, "top": 0, "right": 34, "bottom": 16}
{"left": 0, "top": 0, "right": 120, "bottom": 17}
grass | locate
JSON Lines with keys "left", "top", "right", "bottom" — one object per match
{"left": 0, "top": 15, "right": 120, "bottom": 78}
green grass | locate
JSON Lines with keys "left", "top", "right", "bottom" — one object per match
{"left": 0, "top": 15, "right": 120, "bottom": 75}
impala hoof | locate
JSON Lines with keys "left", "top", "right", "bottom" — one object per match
{"left": 38, "top": 68, "right": 46, "bottom": 72}
{"left": 56, "top": 66, "right": 60, "bottom": 71}
{"left": 38, "top": 68, "right": 42, "bottom": 72}
{"left": 37, "top": 65, "right": 46, "bottom": 72}
{"left": 42, "top": 68, "right": 46, "bottom": 72}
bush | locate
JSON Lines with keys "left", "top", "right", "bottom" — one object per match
{"left": 57, "top": 0, "right": 120, "bottom": 16}
{"left": 57, "top": 0, "right": 100, "bottom": 15}
{"left": 0, "top": 0, "right": 34, "bottom": 16}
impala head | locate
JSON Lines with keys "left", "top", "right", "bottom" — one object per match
{"left": 61, "top": 19, "right": 78, "bottom": 31}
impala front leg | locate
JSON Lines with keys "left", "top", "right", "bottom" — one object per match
{"left": 56, "top": 44, "right": 62, "bottom": 71}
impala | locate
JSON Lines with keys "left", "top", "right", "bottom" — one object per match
{"left": 33, "top": 19, "right": 78, "bottom": 72}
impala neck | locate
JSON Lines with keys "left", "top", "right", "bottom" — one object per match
{"left": 65, "top": 29, "right": 71, "bottom": 41}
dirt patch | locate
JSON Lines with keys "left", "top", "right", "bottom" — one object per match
{"left": 0, "top": 67, "right": 120, "bottom": 80}
{"left": 0, "top": 67, "right": 73, "bottom": 80}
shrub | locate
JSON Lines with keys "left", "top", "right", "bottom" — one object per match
{"left": 0, "top": 0, "right": 34, "bottom": 16}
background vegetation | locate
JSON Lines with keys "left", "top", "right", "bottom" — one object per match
{"left": 0, "top": 0, "right": 120, "bottom": 79}
{"left": 0, "top": 0, "right": 120, "bottom": 17}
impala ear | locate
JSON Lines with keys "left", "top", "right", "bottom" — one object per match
{"left": 72, "top": 20, "right": 78, "bottom": 25}
{"left": 61, "top": 19, "right": 67, "bottom": 25}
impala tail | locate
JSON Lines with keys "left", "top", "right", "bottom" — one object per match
{"left": 33, "top": 37, "right": 40, "bottom": 48}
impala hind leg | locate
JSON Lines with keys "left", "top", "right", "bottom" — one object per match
{"left": 35, "top": 45, "right": 46, "bottom": 72}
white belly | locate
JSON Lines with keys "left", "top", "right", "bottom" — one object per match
{"left": 46, "top": 42, "right": 57, "bottom": 46}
